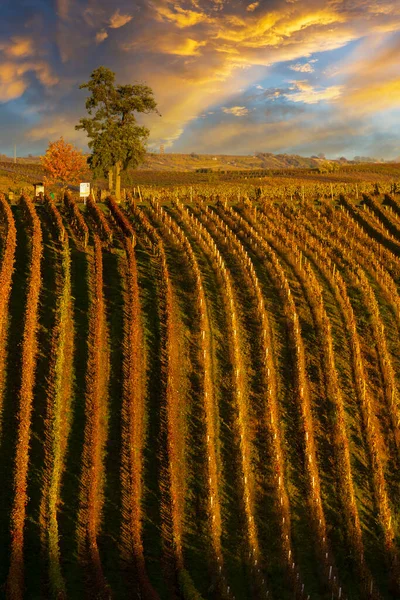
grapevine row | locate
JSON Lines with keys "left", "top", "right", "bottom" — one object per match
{"left": 7, "top": 195, "right": 43, "bottom": 600}
{"left": 206, "top": 204, "right": 309, "bottom": 597}
{"left": 338, "top": 196, "right": 400, "bottom": 256}
{"left": 151, "top": 200, "right": 239, "bottom": 598}
{"left": 118, "top": 225, "right": 158, "bottom": 598}
{"left": 77, "top": 234, "right": 110, "bottom": 598}
{"left": 63, "top": 192, "right": 89, "bottom": 247}
{"left": 175, "top": 200, "right": 270, "bottom": 599}
{"left": 258, "top": 202, "right": 399, "bottom": 595}
{"left": 223, "top": 205, "right": 345, "bottom": 599}
{"left": 361, "top": 195, "right": 400, "bottom": 242}
{"left": 86, "top": 196, "right": 113, "bottom": 245}
{"left": 293, "top": 201, "right": 400, "bottom": 457}
{"left": 129, "top": 205, "right": 188, "bottom": 592}
{"left": 39, "top": 197, "right": 73, "bottom": 598}
{"left": 245, "top": 203, "right": 378, "bottom": 598}
{"left": 0, "top": 193, "right": 16, "bottom": 436}
{"left": 107, "top": 197, "right": 135, "bottom": 245}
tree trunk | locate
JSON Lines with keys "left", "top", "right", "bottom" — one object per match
{"left": 108, "top": 168, "right": 114, "bottom": 193}
{"left": 115, "top": 161, "right": 121, "bottom": 202}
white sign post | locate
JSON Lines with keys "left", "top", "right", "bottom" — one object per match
{"left": 34, "top": 184, "right": 45, "bottom": 199}
{"left": 80, "top": 182, "right": 90, "bottom": 204}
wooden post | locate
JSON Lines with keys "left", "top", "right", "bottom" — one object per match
{"left": 115, "top": 161, "right": 121, "bottom": 201}
{"left": 108, "top": 168, "right": 113, "bottom": 193}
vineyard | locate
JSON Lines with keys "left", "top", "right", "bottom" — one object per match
{"left": 2, "top": 160, "right": 400, "bottom": 202}
{"left": 1, "top": 190, "right": 400, "bottom": 600}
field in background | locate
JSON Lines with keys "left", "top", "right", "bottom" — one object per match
{"left": 1, "top": 190, "right": 400, "bottom": 599}
{"left": 1, "top": 159, "right": 400, "bottom": 210}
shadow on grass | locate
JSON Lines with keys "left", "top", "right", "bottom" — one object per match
{"left": 233, "top": 207, "right": 332, "bottom": 599}
{"left": 136, "top": 242, "right": 168, "bottom": 598}
{"left": 146, "top": 208, "right": 211, "bottom": 598}
{"left": 99, "top": 246, "right": 126, "bottom": 598}
{"left": 24, "top": 206, "right": 59, "bottom": 598}
{"left": 211, "top": 215, "right": 295, "bottom": 600}
{"left": 170, "top": 208, "right": 252, "bottom": 600}
{"left": 57, "top": 223, "right": 89, "bottom": 598}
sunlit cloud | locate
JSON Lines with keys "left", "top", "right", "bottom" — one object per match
{"left": 289, "top": 61, "right": 316, "bottom": 73}
{"left": 26, "top": 115, "right": 87, "bottom": 143}
{"left": 109, "top": 9, "right": 133, "bottom": 29}
{"left": 159, "top": 37, "right": 207, "bottom": 56}
{"left": 3, "top": 37, "right": 34, "bottom": 58}
{"left": 0, "top": 61, "right": 58, "bottom": 103}
{"left": 344, "top": 78, "right": 400, "bottom": 114}
{"left": 54, "top": 1, "right": 400, "bottom": 148}
{"left": 155, "top": 4, "right": 211, "bottom": 28}
{"left": 57, "top": 0, "right": 70, "bottom": 20}
{"left": 285, "top": 81, "right": 344, "bottom": 104}
{"left": 222, "top": 106, "right": 250, "bottom": 116}
{"left": 96, "top": 30, "right": 109, "bottom": 44}
{"left": 247, "top": 2, "right": 259, "bottom": 12}
{"left": 95, "top": 7, "right": 134, "bottom": 43}
{"left": 1, "top": 0, "right": 400, "bottom": 157}
{"left": 337, "top": 33, "right": 400, "bottom": 114}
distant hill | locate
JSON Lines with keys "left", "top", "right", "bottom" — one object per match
{"left": 4, "top": 151, "right": 394, "bottom": 173}
{"left": 139, "top": 152, "right": 325, "bottom": 171}
{"left": 3, "top": 152, "right": 327, "bottom": 171}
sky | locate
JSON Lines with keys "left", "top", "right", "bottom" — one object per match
{"left": 1, "top": 0, "right": 400, "bottom": 159}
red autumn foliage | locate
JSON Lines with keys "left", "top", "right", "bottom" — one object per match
{"left": 41, "top": 137, "right": 88, "bottom": 187}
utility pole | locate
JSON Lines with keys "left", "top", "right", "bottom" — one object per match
{"left": 14, "top": 144, "right": 16, "bottom": 164}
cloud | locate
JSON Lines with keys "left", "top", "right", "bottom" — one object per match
{"left": 222, "top": 106, "right": 250, "bottom": 116}
{"left": 155, "top": 4, "right": 211, "bottom": 28}
{"left": 2, "top": 0, "right": 400, "bottom": 157}
{"left": 285, "top": 81, "right": 343, "bottom": 104}
{"left": 344, "top": 78, "right": 400, "bottom": 114}
{"left": 94, "top": 8, "right": 134, "bottom": 44}
{"left": 0, "top": 61, "right": 58, "bottom": 103}
{"left": 289, "top": 62, "right": 315, "bottom": 73}
{"left": 3, "top": 37, "right": 34, "bottom": 58}
{"left": 337, "top": 33, "right": 400, "bottom": 114}
{"left": 26, "top": 115, "right": 88, "bottom": 144}
{"left": 57, "top": 0, "right": 70, "bottom": 20}
{"left": 158, "top": 36, "right": 207, "bottom": 56}
{"left": 179, "top": 109, "right": 368, "bottom": 157}
{"left": 259, "top": 88, "right": 287, "bottom": 101}
{"left": 54, "top": 1, "right": 400, "bottom": 148}
{"left": 109, "top": 9, "right": 133, "bottom": 29}
{"left": 96, "top": 30, "right": 109, "bottom": 43}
